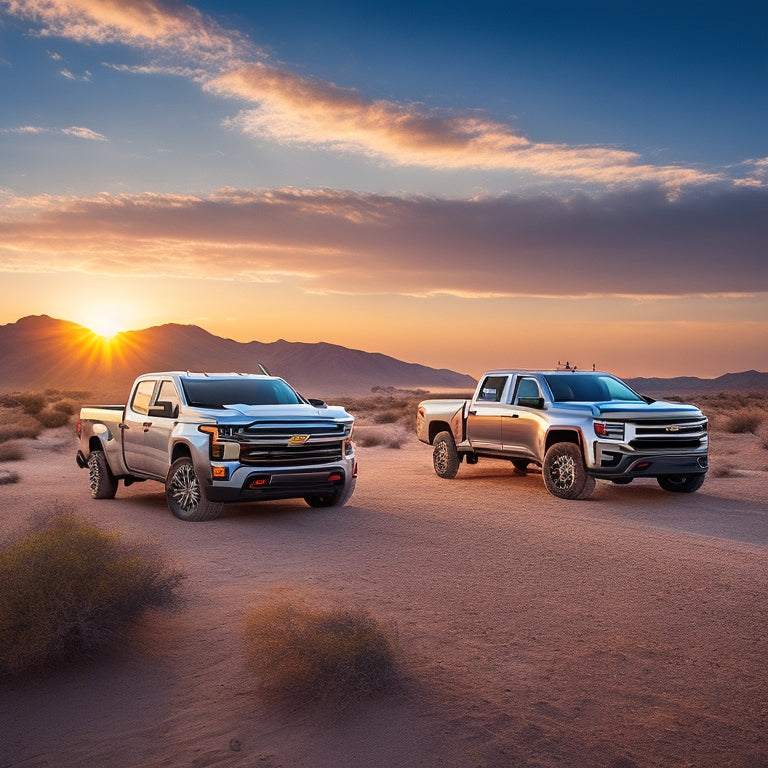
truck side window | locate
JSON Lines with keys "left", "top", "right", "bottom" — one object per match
{"left": 479, "top": 375, "right": 508, "bottom": 402}
{"left": 131, "top": 380, "right": 156, "bottom": 416}
{"left": 514, "top": 377, "right": 541, "bottom": 403}
{"left": 157, "top": 380, "right": 181, "bottom": 416}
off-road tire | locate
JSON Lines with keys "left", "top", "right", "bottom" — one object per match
{"left": 433, "top": 431, "right": 460, "bottom": 479}
{"left": 305, "top": 476, "right": 357, "bottom": 508}
{"left": 165, "top": 457, "right": 224, "bottom": 521}
{"left": 88, "top": 450, "right": 118, "bottom": 499}
{"left": 543, "top": 442, "right": 596, "bottom": 500}
{"left": 657, "top": 474, "right": 706, "bottom": 493}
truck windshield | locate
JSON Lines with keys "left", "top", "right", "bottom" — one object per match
{"left": 181, "top": 378, "right": 303, "bottom": 407}
{"left": 543, "top": 373, "right": 644, "bottom": 403}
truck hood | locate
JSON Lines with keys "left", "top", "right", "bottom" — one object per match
{"left": 557, "top": 400, "right": 704, "bottom": 420}
{"left": 192, "top": 403, "right": 353, "bottom": 424}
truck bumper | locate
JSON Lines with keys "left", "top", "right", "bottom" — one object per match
{"left": 202, "top": 457, "right": 357, "bottom": 503}
{"left": 591, "top": 443, "right": 708, "bottom": 480}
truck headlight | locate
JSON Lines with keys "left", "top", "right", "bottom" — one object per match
{"left": 595, "top": 421, "right": 625, "bottom": 440}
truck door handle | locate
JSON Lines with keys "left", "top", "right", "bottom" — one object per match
{"left": 469, "top": 409, "right": 477, "bottom": 415}
{"left": 142, "top": 422, "right": 152, "bottom": 432}
{"left": 511, "top": 414, "right": 520, "bottom": 418}
{"left": 119, "top": 423, "right": 129, "bottom": 430}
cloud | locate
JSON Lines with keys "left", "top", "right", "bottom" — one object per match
{"left": 208, "top": 64, "right": 721, "bottom": 189}
{"left": 1, "top": 186, "right": 765, "bottom": 298}
{"left": 3, "top": 125, "right": 106, "bottom": 140}
{"left": 1, "top": 0, "right": 256, "bottom": 64}
{"left": 1, "top": 0, "right": 733, "bottom": 190}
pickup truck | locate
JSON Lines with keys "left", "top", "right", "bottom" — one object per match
{"left": 416, "top": 369, "right": 708, "bottom": 500}
{"left": 76, "top": 372, "right": 357, "bottom": 521}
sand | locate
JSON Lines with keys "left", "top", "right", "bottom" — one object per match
{"left": 1, "top": 425, "right": 767, "bottom": 768}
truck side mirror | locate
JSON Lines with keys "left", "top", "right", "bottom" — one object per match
{"left": 148, "top": 401, "right": 177, "bottom": 418}
{"left": 518, "top": 396, "right": 545, "bottom": 409}
{"left": 308, "top": 398, "right": 328, "bottom": 409}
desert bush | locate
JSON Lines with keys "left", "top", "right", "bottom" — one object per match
{"left": 11, "top": 392, "right": 47, "bottom": 416}
{"left": 36, "top": 407, "right": 72, "bottom": 429}
{"left": 0, "top": 469, "right": 20, "bottom": 485}
{"left": 356, "top": 432, "right": 407, "bottom": 449}
{"left": 51, "top": 400, "right": 76, "bottom": 416}
{"left": 0, "top": 510, "right": 185, "bottom": 675}
{"left": 711, "top": 464, "right": 740, "bottom": 478}
{"left": 0, "top": 441, "right": 25, "bottom": 461}
{"left": 724, "top": 408, "right": 766, "bottom": 435}
{"left": 244, "top": 593, "right": 398, "bottom": 705}
{"left": 0, "top": 418, "right": 41, "bottom": 443}
{"left": 373, "top": 408, "right": 403, "bottom": 425}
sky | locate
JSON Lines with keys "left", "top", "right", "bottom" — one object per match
{"left": 0, "top": 0, "right": 766, "bottom": 380}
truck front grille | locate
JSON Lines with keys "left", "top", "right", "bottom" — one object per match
{"left": 240, "top": 442, "right": 344, "bottom": 466}
{"left": 629, "top": 418, "right": 707, "bottom": 450}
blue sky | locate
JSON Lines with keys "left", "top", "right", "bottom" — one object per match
{"left": 0, "top": 0, "right": 766, "bottom": 378}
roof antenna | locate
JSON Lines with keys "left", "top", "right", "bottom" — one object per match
{"left": 257, "top": 363, "right": 271, "bottom": 376}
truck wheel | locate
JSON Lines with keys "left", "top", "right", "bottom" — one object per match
{"left": 657, "top": 474, "right": 705, "bottom": 493}
{"left": 543, "top": 442, "right": 595, "bottom": 500}
{"left": 305, "top": 476, "right": 357, "bottom": 508}
{"left": 433, "top": 431, "right": 460, "bottom": 479}
{"left": 165, "top": 457, "right": 224, "bottom": 521}
{"left": 88, "top": 450, "right": 118, "bottom": 499}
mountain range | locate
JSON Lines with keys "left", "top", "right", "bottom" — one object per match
{"left": 1, "top": 316, "right": 766, "bottom": 401}
{"left": 0, "top": 315, "right": 476, "bottom": 399}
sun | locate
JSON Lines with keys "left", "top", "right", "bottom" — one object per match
{"left": 87, "top": 315, "right": 127, "bottom": 341}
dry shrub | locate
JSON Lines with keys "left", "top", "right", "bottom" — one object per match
{"left": 711, "top": 464, "right": 740, "bottom": 478}
{"left": 0, "top": 441, "right": 25, "bottom": 462}
{"left": 356, "top": 431, "right": 407, "bottom": 449}
{"left": 0, "top": 417, "right": 41, "bottom": 443}
{"left": 0, "top": 509, "right": 185, "bottom": 675}
{"left": 724, "top": 408, "right": 766, "bottom": 434}
{"left": 244, "top": 593, "right": 398, "bottom": 705}
{"left": 52, "top": 400, "right": 76, "bottom": 416}
{"left": 10, "top": 392, "right": 47, "bottom": 416}
{"left": 36, "top": 408, "right": 72, "bottom": 429}
{"left": 0, "top": 470, "right": 20, "bottom": 486}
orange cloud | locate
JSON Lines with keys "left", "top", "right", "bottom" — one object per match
{"left": 208, "top": 63, "right": 720, "bottom": 188}
{"left": 2, "top": 0, "right": 254, "bottom": 63}
{"left": 1, "top": 187, "right": 766, "bottom": 298}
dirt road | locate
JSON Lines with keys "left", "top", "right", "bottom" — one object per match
{"left": 1, "top": 429, "right": 767, "bottom": 767}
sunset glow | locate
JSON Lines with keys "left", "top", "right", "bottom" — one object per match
{"left": 0, "top": 0, "right": 766, "bottom": 379}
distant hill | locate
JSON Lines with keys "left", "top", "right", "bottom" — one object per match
{"left": 626, "top": 371, "right": 768, "bottom": 396}
{"left": 0, "top": 315, "right": 476, "bottom": 400}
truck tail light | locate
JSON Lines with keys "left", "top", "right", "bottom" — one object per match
{"left": 76, "top": 419, "right": 82, "bottom": 438}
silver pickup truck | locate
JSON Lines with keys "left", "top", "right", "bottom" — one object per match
{"left": 416, "top": 369, "right": 708, "bottom": 500}
{"left": 76, "top": 372, "right": 357, "bottom": 521}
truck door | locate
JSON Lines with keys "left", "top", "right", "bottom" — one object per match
{"left": 122, "top": 378, "right": 158, "bottom": 475}
{"left": 466, "top": 375, "right": 509, "bottom": 450}
{"left": 141, "top": 378, "right": 181, "bottom": 478}
{"left": 502, "top": 376, "right": 544, "bottom": 459}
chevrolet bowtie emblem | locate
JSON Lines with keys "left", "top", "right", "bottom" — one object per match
{"left": 666, "top": 425, "right": 681, "bottom": 432}
{"left": 288, "top": 434, "right": 311, "bottom": 444}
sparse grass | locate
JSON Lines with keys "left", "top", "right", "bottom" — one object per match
{"left": 0, "top": 391, "right": 84, "bottom": 442}
{"left": 0, "top": 441, "right": 25, "bottom": 461}
{"left": 0, "top": 509, "right": 185, "bottom": 675}
{"left": 0, "top": 470, "right": 20, "bottom": 485}
{"left": 356, "top": 431, "right": 407, "bottom": 449}
{"left": 710, "top": 464, "right": 741, "bottom": 478}
{"left": 244, "top": 591, "right": 398, "bottom": 706}
{"left": 0, "top": 418, "right": 42, "bottom": 443}
{"left": 36, "top": 408, "right": 72, "bottom": 429}
{"left": 724, "top": 408, "right": 766, "bottom": 435}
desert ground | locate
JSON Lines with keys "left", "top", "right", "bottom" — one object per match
{"left": 1, "top": 398, "right": 767, "bottom": 768}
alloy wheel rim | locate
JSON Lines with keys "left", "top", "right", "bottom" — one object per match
{"left": 551, "top": 455, "right": 576, "bottom": 490}
{"left": 170, "top": 463, "right": 200, "bottom": 512}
